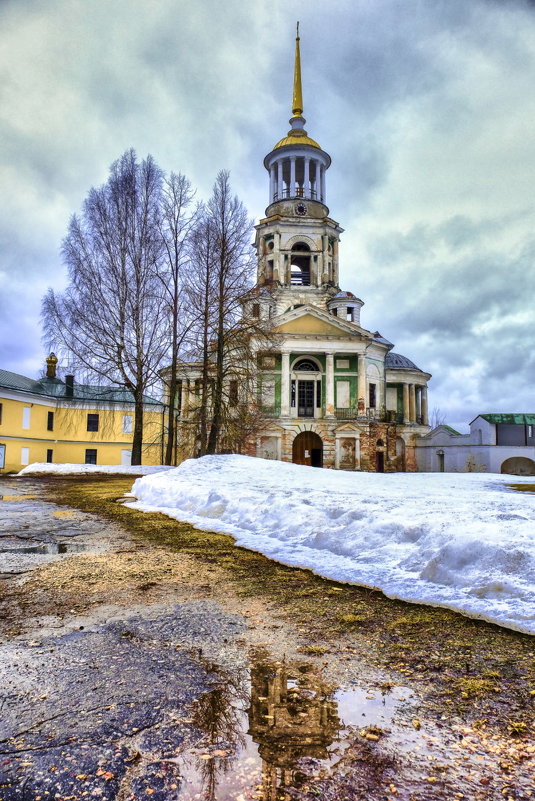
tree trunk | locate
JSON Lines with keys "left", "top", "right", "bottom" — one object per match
{"left": 132, "top": 392, "right": 144, "bottom": 465}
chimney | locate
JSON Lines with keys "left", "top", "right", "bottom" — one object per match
{"left": 45, "top": 352, "right": 58, "bottom": 379}
{"left": 65, "top": 375, "right": 74, "bottom": 397}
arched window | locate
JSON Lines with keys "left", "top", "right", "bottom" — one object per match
{"left": 294, "top": 358, "right": 318, "bottom": 372}
{"left": 290, "top": 242, "right": 311, "bottom": 286}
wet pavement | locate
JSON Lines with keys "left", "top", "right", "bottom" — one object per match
{"left": 1, "top": 479, "right": 129, "bottom": 579}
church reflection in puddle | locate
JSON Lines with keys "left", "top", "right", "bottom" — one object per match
{"left": 248, "top": 653, "right": 340, "bottom": 798}
{"left": 177, "top": 649, "right": 352, "bottom": 801}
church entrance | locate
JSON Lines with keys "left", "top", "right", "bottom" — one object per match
{"left": 292, "top": 431, "right": 323, "bottom": 467}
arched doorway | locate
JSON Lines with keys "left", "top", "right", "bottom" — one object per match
{"left": 501, "top": 457, "right": 535, "bottom": 476}
{"left": 293, "top": 431, "right": 323, "bottom": 467}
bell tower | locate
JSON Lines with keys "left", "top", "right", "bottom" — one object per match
{"left": 254, "top": 24, "right": 343, "bottom": 310}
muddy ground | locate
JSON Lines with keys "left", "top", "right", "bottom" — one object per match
{"left": 0, "top": 475, "right": 533, "bottom": 801}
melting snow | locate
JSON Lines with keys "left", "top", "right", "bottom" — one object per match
{"left": 18, "top": 463, "right": 170, "bottom": 476}
{"left": 126, "top": 455, "right": 534, "bottom": 634}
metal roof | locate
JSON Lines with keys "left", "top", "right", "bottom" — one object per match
{"left": 0, "top": 368, "right": 160, "bottom": 405}
{"left": 477, "top": 413, "right": 535, "bottom": 426}
{"left": 385, "top": 351, "right": 423, "bottom": 371}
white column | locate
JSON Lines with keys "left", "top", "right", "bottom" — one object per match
{"left": 325, "top": 353, "right": 335, "bottom": 417}
{"left": 277, "top": 160, "right": 283, "bottom": 199}
{"left": 422, "top": 386, "right": 429, "bottom": 426}
{"left": 320, "top": 165, "right": 326, "bottom": 202}
{"left": 304, "top": 157, "right": 310, "bottom": 198}
{"left": 270, "top": 165, "right": 276, "bottom": 203}
{"left": 281, "top": 351, "right": 290, "bottom": 416}
{"left": 290, "top": 157, "right": 296, "bottom": 198}
{"left": 402, "top": 383, "right": 410, "bottom": 423}
{"left": 409, "top": 384, "right": 416, "bottom": 422}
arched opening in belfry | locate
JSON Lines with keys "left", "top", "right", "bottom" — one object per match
{"left": 290, "top": 242, "right": 311, "bottom": 285}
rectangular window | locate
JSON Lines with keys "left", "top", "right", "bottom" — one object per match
{"left": 22, "top": 407, "right": 31, "bottom": 429}
{"left": 316, "top": 380, "right": 322, "bottom": 408}
{"left": 346, "top": 307, "right": 354, "bottom": 321}
{"left": 122, "top": 414, "right": 133, "bottom": 434}
{"left": 85, "top": 448, "right": 97, "bottom": 465}
{"left": 369, "top": 383, "right": 377, "bottom": 409}
{"left": 252, "top": 303, "right": 260, "bottom": 318}
{"left": 0, "top": 402, "right": 3, "bottom": 424}
{"left": 47, "top": 411, "right": 54, "bottom": 431}
{"left": 21, "top": 447, "right": 30, "bottom": 466}
{"left": 229, "top": 379, "right": 239, "bottom": 404}
{"left": 87, "top": 413, "right": 99, "bottom": 432}
{"left": 46, "top": 449, "right": 53, "bottom": 463}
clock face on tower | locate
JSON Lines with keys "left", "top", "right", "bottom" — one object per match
{"left": 294, "top": 202, "right": 308, "bottom": 216}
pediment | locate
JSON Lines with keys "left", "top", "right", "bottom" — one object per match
{"left": 273, "top": 305, "right": 370, "bottom": 338}
{"left": 335, "top": 422, "right": 367, "bottom": 433}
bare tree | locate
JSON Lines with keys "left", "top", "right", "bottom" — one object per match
{"left": 42, "top": 150, "right": 167, "bottom": 464}
{"left": 186, "top": 208, "right": 218, "bottom": 456}
{"left": 430, "top": 406, "right": 447, "bottom": 429}
{"left": 204, "top": 171, "right": 255, "bottom": 454}
{"left": 156, "top": 172, "right": 197, "bottom": 464}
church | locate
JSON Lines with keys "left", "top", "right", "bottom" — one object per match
{"left": 177, "top": 29, "right": 431, "bottom": 472}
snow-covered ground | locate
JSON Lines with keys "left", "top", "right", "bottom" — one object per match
{"left": 18, "top": 463, "right": 170, "bottom": 476}
{"left": 128, "top": 455, "right": 535, "bottom": 635}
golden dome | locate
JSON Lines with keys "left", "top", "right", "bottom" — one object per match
{"left": 273, "top": 133, "right": 321, "bottom": 150}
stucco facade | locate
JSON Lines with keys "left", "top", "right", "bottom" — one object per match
{"left": 0, "top": 356, "right": 164, "bottom": 473}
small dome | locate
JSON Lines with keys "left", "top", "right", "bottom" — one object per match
{"left": 385, "top": 351, "right": 422, "bottom": 371}
{"left": 333, "top": 290, "right": 357, "bottom": 300}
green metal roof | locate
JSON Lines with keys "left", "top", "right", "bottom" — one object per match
{"left": 0, "top": 368, "right": 161, "bottom": 405}
{"left": 477, "top": 414, "right": 535, "bottom": 425}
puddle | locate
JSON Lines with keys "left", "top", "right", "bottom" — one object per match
{"left": 175, "top": 651, "right": 417, "bottom": 800}
{"left": 507, "top": 483, "right": 535, "bottom": 494}
{"left": 0, "top": 541, "right": 91, "bottom": 555}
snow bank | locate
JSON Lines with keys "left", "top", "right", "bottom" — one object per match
{"left": 18, "top": 463, "right": 170, "bottom": 476}
{"left": 128, "top": 455, "right": 535, "bottom": 635}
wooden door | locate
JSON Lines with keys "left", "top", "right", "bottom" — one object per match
{"left": 292, "top": 431, "right": 323, "bottom": 467}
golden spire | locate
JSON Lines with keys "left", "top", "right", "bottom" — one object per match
{"left": 292, "top": 21, "right": 303, "bottom": 118}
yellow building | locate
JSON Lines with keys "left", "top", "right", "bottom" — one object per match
{"left": 0, "top": 354, "right": 164, "bottom": 473}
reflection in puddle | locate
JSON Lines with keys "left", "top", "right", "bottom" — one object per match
{"left": 0, "top": 542, "right": 90, "bottom": 555}
{"left": 176, "top": 650, "right": 415, "bottom": 800}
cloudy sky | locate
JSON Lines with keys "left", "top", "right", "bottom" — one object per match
{"left": 1, "top": 0, "right": 535, "bottom": 429}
